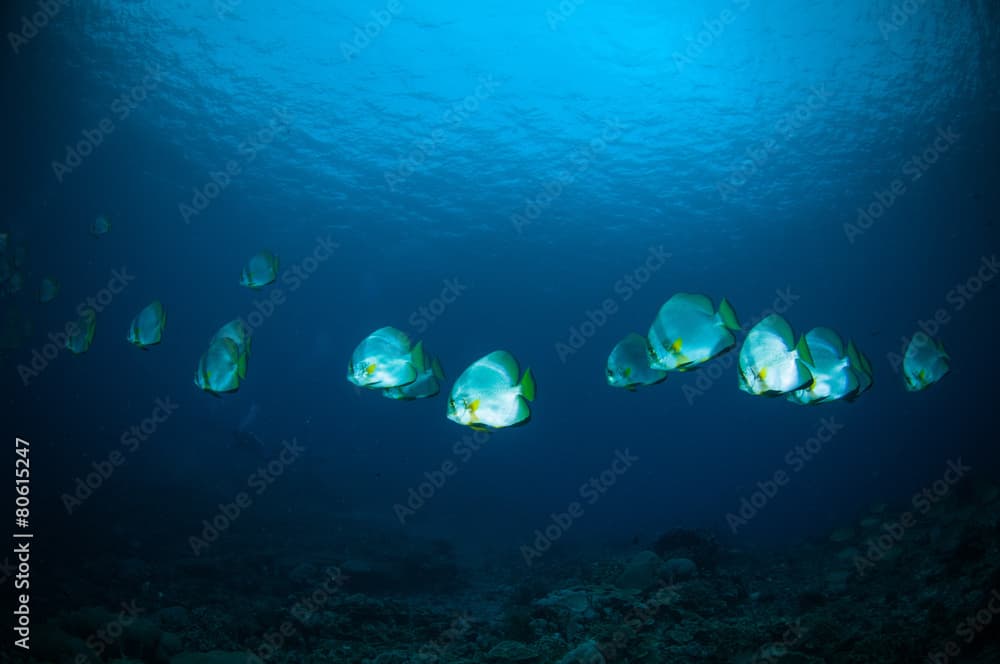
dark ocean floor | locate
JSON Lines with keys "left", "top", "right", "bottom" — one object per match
{"left": 22, "top": 481, "right": 1000, "bottom": 664}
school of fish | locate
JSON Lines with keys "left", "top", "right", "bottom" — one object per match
{"left": 0, "top": 219, "right": 954, "bottom": 422}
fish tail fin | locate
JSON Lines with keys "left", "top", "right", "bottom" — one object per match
{"left": 845, "top": 367, "right": 861, "bottom": 396}
{"left": 514, "top": 396, "right": 532, "bottom": 425}
{"left": 520, "top": 367, "right": 536, "bottom": 401}
{"left": 795, "top": 335, "right": 815, "bottom": 367}
{"left": 858, "top": 343, "right": 875, "bottom": 379}
{"left": 237, "top": 351, "right": 248, "bottom": 380}
{"left": 718, "top": 298, "right": 740, "bottom": 331}
{"left": 846, "top": 339, "right": 861, "bottom": 367}
{"left": 411, "top": 340, "right": 426, "bottom": 373}
{"left": 432, "top": 356, "right": 445, "bottom": 380}
{"left": 794, "top": 359, "right": 814, "bottom": 390}
{"left": 862, "top": 351, "right": 874, "bottom": 380}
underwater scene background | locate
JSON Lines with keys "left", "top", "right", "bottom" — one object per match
{"left": 3, "top": 0, "right": 1000, "bottom": 662}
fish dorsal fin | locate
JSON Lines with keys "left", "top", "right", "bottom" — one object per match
{"left": 615, "top": 334, "right": 650, "bottom": 368}
{"left": 755, "top": 314, "right": 795, "bottom": 348}
{"left": 808, "top": 327, "right": 844, "bottom": 357}
{"left": 481, "top": 350, "right": 520, "bottom": 383}
{"left": 672, "top": 292, "right": 715, "bottom": 315}
{"left": 622, "top": 332, "right": 648, "bottom": 350}
{"left": 372, "top": 326, "right": 411, "bottom": 352}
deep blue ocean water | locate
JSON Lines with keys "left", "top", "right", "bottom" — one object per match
{"left": 3, "top": 0, "right": 1000, "bottom": 644}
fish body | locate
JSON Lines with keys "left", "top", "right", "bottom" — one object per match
{"left": 447, "top": 350, "right": 535, "bottom": 429}
{"left": 607, "top": 333, "right": 667, "bottom": 389}
{"left": 739, "top": 314, "right": 814, "bottom": 396}
{"left": 39, "top": 277, "right": 59, "bottom": 303}
{"left": 90, "top": 215, "right": 112, "bottom": 237}
{"left": 383, "top": 354, "right": 444, "bottom": 400}
{"left": 240, "top": 251, "right": 279, "bottom": 289}
{"left": 66, "top": 310, "right": 97, "bottom": 355}
{"left": 902, "top": 334, "right": 949, "bottom": 391}
{"left": 647, "top": 293, "right": 740, "bottom": 371}
{"left": 194, "top": 337, "right": 245, "bottom": 395}
{"left": 787, "top": 328, "right": 859, "bottom": 405}
{"left": 348, "top": 326, "right": 423, "bottom": 388}
{"left": 210, "top": 319, "right": 252, "bottom": 371}
{"left": 127, "top": 301, "right": 167, "bottom": 348}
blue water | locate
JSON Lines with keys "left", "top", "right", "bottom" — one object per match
{"left": 3, "top": 0, "right": 1000, "bottom": 609}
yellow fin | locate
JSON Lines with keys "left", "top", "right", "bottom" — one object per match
{"left": 672, "top": 338, "right": 683, "bottom": 353}
{"left": 758, "top": 367, "right": 768, "bottom": 380}
{"left": 365, "top": 363, "right": 376, "bottom": 375}
{"left": 469, "top": 399, "right": 480, "bottom": 413}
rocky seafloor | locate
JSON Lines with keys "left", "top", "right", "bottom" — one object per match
{"left": 18, "top": 481, "right": 1000, "bottom": 664}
